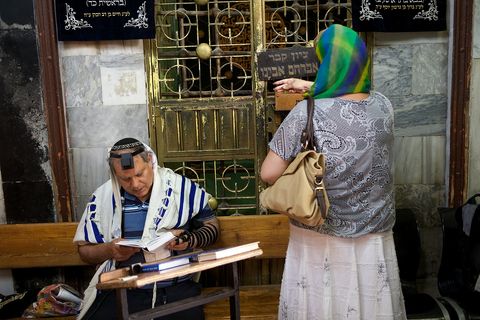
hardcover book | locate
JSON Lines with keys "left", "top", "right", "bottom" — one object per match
{"left": 116, "top": 232, "right": 176, "bottom": 252}
{"left": 195, "top": 242, "right": 260, "bottom": 262}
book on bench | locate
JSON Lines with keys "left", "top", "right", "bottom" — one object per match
{"left": 194, "top": 241, "right": 260, "bottom": 262}
{"left": 116, "top": 231, "right": 176, "bottom": 252}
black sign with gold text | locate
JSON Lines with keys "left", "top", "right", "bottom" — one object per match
{"left": 55, "top": 0, "right": 155, "bottom": 41}
{"left": 257, "top": 47, "right": 318, "bottom": 81}
{"left": 351, "top": 0, "right": 446, "bottom": 32}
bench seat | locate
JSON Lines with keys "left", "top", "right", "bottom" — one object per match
{"left": 0, "top": 215, "right": 289, "bottom": 319}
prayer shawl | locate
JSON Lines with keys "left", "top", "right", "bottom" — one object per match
{"left": 73, "top": 164, "right": 209, "bottom": 319}
{"left": 309, "top": 24, "right": 371, "bottom": 99}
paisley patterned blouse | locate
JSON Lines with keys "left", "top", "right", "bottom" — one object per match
{"left": 269, "top": 91, "right": 395, "bottom": 237}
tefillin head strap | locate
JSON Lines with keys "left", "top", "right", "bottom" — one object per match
{"left": 109, "top": 139, "right": 145, "bottom": 170}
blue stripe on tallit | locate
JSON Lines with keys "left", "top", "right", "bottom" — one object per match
{"left": 175, "top": 176, "right": 187, "bottom": 228}
{"left": 188, "top": 181, "right": 197, "bottom": 221}
{"left": 112, "top": 194, "right": 116, "bottom": 216}
{"left": 83, "top": 224, "right": 89, "bottom": 242}
{"left": 199, "top": 190, "right": 205, "bottom": 211}
{"left": 83, "top": 193, "right": 104, "bottom": 243}
{"left": 91, "top": 220, "right": 104, "bottom": 243}
{"left": 83, "top": 196, "right": 96, "bottom": 242}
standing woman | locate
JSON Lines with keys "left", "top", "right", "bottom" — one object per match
{"left": 261, "top": 24, "right": 406, "bottom": 319}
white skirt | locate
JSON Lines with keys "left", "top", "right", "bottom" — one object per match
{"left": 279, "top": 224, "right": 407, "bottom": 320}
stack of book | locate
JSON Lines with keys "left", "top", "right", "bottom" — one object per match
{"left": 128, "top": 241, "right": 261, "bottom": 275}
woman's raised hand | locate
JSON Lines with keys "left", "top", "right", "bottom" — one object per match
{"left": 273, "top": 78, "right": 313, "bottom": 94}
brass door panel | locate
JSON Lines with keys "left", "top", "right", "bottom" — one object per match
{"left": 152, "top": 97, "right": 255, "bottom": 161}
{"left": 146, "top": 0, "right": 352, "bottom": 214}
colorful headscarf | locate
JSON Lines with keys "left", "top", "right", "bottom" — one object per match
{"left": 308, "top": 24, "right": 371, "bottom": 99}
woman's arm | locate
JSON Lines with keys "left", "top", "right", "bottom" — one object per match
{"left": 273, "top": 78, "right": 313, "bottom": 94}
{"left": 260, "top": 150, "right": 290, "bottom": 185}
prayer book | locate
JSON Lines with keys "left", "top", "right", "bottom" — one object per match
{"left": 130, "top": 253, "right": 195, "bottom": 274}
{"left": 99, "top": 251, "right": 201, "bottom": 283}
{"left": 116, "top": 232, "right": 176, "bottom": 252}
{"left": 194, "top": 242, "right": 260, "bottom": 262}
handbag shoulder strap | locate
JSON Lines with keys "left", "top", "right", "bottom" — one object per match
{"left": 301, "top": 96, "right": 316, "bottom": 151}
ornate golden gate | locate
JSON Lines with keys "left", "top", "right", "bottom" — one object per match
{"left": 145, "top": 0, "right": 351, "bottom": 216}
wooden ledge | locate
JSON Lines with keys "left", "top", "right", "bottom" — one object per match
{"left": 0, "top": 215, "right": 290, "bottom": 269}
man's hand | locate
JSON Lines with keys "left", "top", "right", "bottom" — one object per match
{"left": 110, "top": 238, "right": 141, "bottom": 261}
{"left": 165, "top": 229, "right": 189, "bottom": 251}
{"left": 77, "top": 239, "right": 140, "bottom": 265}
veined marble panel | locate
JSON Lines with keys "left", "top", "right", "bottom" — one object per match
{"left": 474, "top": 0, "right": 480, "bottom": 58}
{"left": 62, "top": 55, "right": 102, "bottom": 108}
{"left": 59, "top": 39, "right": 143, "bottom": 57}
{"left": 394, "top": 136, "right": 423, "bottom": 184}
{"left": 412, "top": 43, "right": 448, "bottom": 95}
{"left": 468, "top": 61, "right": 480, "bottom": 196}
{"left": 99, "top": 54, "right": 146, "bottom": 105}
{"left": 71, "top": 147, "right": 110, "bottom": 197}
{"left": 389, "top": 94, "right": 447, "bottom": 136}
{"left": 395, "top": 184, "right": 446, "bottom": 227}
{"left": 394, "top": 136, "right": 446, "bottom": 185}
{"left": 98, "top": 40, "right": 143, "bottom": 55}
{"left": 372, "top": 45, "right": 413, "bottom": 96}
{"left": 99, "top": 53, "right": 144, "bottom": 68}
{"left": 101, "top": 67, "right": 147, "bottom": 105}
{"left": 374, "top": 31, "right": 448, "bottom": 45}
{"left": 67, "top": 105, "right": 148, "bottom": 148}
{"left": 59, "top": 41, "right": 100, "bottom": 57}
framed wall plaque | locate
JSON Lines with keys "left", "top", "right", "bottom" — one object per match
{"left": 55, "top": 0, "right": 155, "bottom": 41}
{"left": 351, "top": 0, "right": 447, "bottom": 32}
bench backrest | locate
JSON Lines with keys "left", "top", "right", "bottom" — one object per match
{"left": 0, "top": 215, "right": 290, "bottom": 269}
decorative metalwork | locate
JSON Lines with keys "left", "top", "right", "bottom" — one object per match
{"left": 124, "top": 1, "right": 149, "bottom": 28}
{"left": 214, "top": 7, "right": 247, "bottom": 39}
{"left": 170, "top": 159, "right": 257, "bottom": 215}
{"left": 413, "top": 0, "right": 439, "bottom": 21}
{"left": 146, "top": 0, "right": 352, "bottom": 215}
{"left": 64, "top": 4, "right": 92, "bottom": 30}
{"left": 358, "top": 0, "right": 382, "bottom": 21}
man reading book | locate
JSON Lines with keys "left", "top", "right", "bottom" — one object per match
{"left": 73, "top": 138, "right": 220, "bottom": 320}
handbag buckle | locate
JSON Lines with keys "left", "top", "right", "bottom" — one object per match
{"left": 314, "top": 176, "right": 323, "bottom": 187}
{"left": 314, "top": 176, "right": 328, "bottom": 219}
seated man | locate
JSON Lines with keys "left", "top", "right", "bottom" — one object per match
{"left": 74, "top": 137, "right": 219, "bottom": 320}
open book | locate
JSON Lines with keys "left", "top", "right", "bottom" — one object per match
{"left": 116, "top": 232, "right": 176, "bottom": 252}
{"left": 194, "top": 241, "right": 260, "bottom": 262}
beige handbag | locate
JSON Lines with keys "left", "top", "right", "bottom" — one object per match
{"left": 260, "top": 96, "right": 329, "bottom": 226}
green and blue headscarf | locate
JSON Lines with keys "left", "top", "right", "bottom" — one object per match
{"left": 308, "top": 24, "right": 371, "bottom": 99}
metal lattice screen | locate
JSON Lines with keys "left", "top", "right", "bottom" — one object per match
{"left": 147, "top": 0, "right": 351, "bottom": 215}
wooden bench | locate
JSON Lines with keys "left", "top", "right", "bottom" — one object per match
{"left": 0, "top": 214, "right": 290, "bottom": 319}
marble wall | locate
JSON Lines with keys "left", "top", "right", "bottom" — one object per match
{"left": 474, "top": 0, "right": 480, "bottom": 59}
{"left": 59, "top": 40, "right": 149, "bottom": 218}
{"left": 372, "top": 31, "right": 449, "bottom": 290}
{"left": 468, "top": 0, "right": 480, "bottom": 196}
